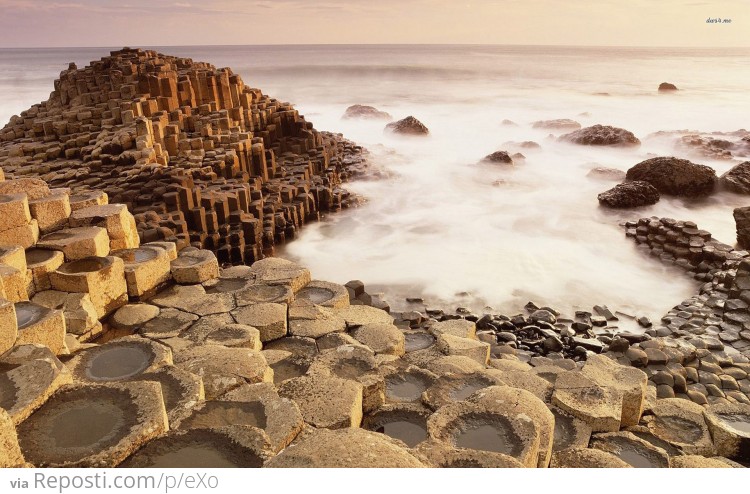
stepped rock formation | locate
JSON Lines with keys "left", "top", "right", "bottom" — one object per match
{"left": 0, "top": 48, "right": 366, "bottom": 265}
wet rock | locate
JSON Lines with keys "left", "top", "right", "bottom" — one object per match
{"left": 265, "top": 428, "right": 425, "bottom": 467}
{"left": 362, "top": 403, "right": 430, "bottom": 448}
{"left": 625, "top": 156, "right": 717, "bottom": 196}
{"left": 342, "top": 105, "right": 392, "bottom": 120}
{"left": 550, "top": 406, "right": 592, "bottom": 452}
{"left": 704, "top": 402, "right": 750, "bottom": 461}
{"left": 597, "top": 181, "right": 660, "bottom": 208}
{"left": 134, "top": 365, "right": 204, "bottom": 425}
{"left": 17, "top": 381, "right": 168, "bottom": 467}
{"left": 720, "top": 161, "right": 750, "bottom": 194}
{"left": 121, "top": 426, "right": 272, "bottom": 468}
{"left": 66, "top": 336, "right": 171, "bottom": 383}
{"left": 421, "top": 372, "right": 504, "bottom": 410}
{"left": 560, "top": 124, "right": 640, "bottom": 147}
{"left": 385, "top": 116, "right": 429, "bottom": 136}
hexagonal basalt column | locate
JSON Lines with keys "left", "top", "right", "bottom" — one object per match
{"left": 13, "top": 302, "right": 66, "bottom": 355}
{"left": 0, "top": 298, "right": 18, "bottom": 354}
{"left": 704, "top": 402, "right": 750, "bottom": 461}
{"left": 0, "top": 194, "right": 38, "bottom": 249}
{"left": 28, "top": 192, "right": 71, "bottom": 234}
{"left": 112, "top": 246, "right": 171, "bottom": 299}
{"left": 37, "top": 227, "right": 110, "bottom": 261}
{"left": 16, "top": 381, "right": 168, "bottom": 467}
{"left": 120, "top": 427, "right": 272, "bottom": 468}
{"left": 68, "top": 190, "right": 108, "bottom": 212}
{"left": 25, "top": 248, "right": 64, "bottom": 292}
{"left": 0, "top": 409, "right": 25, "bottom": 467}
{"left": 295, "top": 280, "right": 350, "bottom": 309}
{"left": 248, "top": 258, "right": 311, "bottom": 293}
{"left": 0, "top": 264, "right": 28, "bottom": 303}
{"left": 69, "top": 204, "right": 139, "bottom": 251}
{"left": 170, "top": 249, "right": 219, "bottom": 284}
{"left": 66, "top": 336, "right": 172, "bottom": 383}
{"left": 49, "top": 256, "right": 128, "bottom": 319}
{"left": 0, "top": 344, "right": 72, "bottom": 424}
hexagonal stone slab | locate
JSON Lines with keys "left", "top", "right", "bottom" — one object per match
{"left": 170, "top": 249, "right": 219, "bottom": 284}
{"left": 133, "top": 365, "right": 204, "bottom": 425}
{"left": 150, "top": 284, "right": 235, "bottom": 317}
{"left": 173, "top": 345, "right": 273, "bottom": 399}
{"left": 351, "top": 323, "right": 405, "bottom": 356}
{"left": 421, "top": 372, "right": 504, "bottom": 410}
{"left": 278, "top": 373, "right": 363, "bottom": 429}
{"left": 17, "top": 381, "right": 168, "bottom": 467}
{"left": 197, "top": 382, "right": 304, "bottom": 453}
{"left": 550, "top": 448, "right": 632, "bottom": 468}
{"left": 414, "top": 438, "right": 524, "bottom": 467}
{"left": 66, "top": 336, "right": 172, "bottom": 383}
{"left": 248, "top": 258, "right": 310, "bottom": 293}
{"left": 235, "top": 283, "right": 294, "bottom": 306}
{"left": 704, "top": 402, "right": 750, "bottom": 461}
{"left": 139, "top": 308, "right": 198, "bottom": 340}
{"left": 0, "top": 344, "right": 73, "bottom": 424}
{"left": 204, "top": 324, "right": 261, "bottom": 350}
{"left": 109, "top": 303, "right": 160, "bottom": 332}
{"left": 335, "top": 305, "right": 394, "bottom": 328}
{"left": 645, "top": 398, "right": 714, "bottom": 456}
{"left": 0, "top": 408, "right": 25, "bottom": 467}
{"left": 13, "top": 301, "right": 66, "bottom": 355}
{"left": 436, "top": 334, "right": 489, "bottom": 365}
{"left": 590, "top": 431, "right": 670, "bottom": 468}
{"left": 265, "top": 428, "right": 425, "bottom": 467}
{"left": 552, "top": 371, "right": 623, "bottom": 432}
{"left": 430, "top": 319, "right": 476, "bottom": 339}
{"left": 582, "top": 354, "right": 648, "bottom": 427}
{"left": 231, "top": 303, "right": 287, "bottom": 342}
{"left": 295, "top": 280, "right": 349, "bottom": 309}
{"left": 121, "top": 427, "right": 272, "bottom": 468}
{"left": 288, "top": 300, "right": 346, "bottom": 339}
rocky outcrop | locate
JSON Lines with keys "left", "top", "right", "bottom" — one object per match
{"left": 560, "top": 125, "right": 640, "bottom": 147}
{"left": 734, "top": 206, "right": 750, "bottom": 249}
{"left": 481, "top": 151, "right": 513, "bottom": 165}
{"left": 342, "top": 105, "right": 392, "bottom": 120}
{"left": 532, "top": 119, "right": 581, "bottom": 131}
{"left": 597, "top": 181, "right": 660, "bottom": 208}
{"left": 625, "top": 157, "right": 717, "bottom": 196}
{"left": 0, "top": 48, "right": 367, "bottom": 266}
{"left": 385, "top": 116, "right": 429, "bottom": 136}
{"left": 721, "top": 161, "right": 750, "bottom": 194}
{"left": 658, "top": 82, "right": 678, "bottom": 91}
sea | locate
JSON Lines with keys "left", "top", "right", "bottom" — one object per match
{"left": 1, "top": 44, "right": 749, "bottom": 321}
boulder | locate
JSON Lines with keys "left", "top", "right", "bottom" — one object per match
{"left": 625, "top": 156, "right": 717, "bottom": 196}
{"left": 720, "top": 161, "right": 750, "bottom": 194}
{"left": 598, "top": 181, "right": 660, "bottom": 208}
{"left": 342, "top": 105, "right": 392, "bottom": 120}
{"left": 658, "top": 82, "right": 678, "bottom": 91}
{"left": 481, "top": 151, "right": 513, "bottom": 165}
{"left": 385, "top": 116, "right": 429, "bottom": 136}
{"left": 560, "top": 124, "right": 640, "bottom": 147}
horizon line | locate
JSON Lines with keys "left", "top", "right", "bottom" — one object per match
{"left": 1, "top": 42, "right": 749, "bottom": 50}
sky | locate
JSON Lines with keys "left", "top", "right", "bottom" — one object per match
{"left": 0, "top": 0, "right": 747, "bottom": 48}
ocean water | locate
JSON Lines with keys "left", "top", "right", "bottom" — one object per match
{"left": 1, "top": 45, "right": 749, "bottom": 319}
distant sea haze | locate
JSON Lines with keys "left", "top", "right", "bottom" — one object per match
{"left": 2, "top": 45, "right": 749, "bottom": 319}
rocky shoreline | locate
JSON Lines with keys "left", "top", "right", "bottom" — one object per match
{"left": 0, "top": 48, "right": 749, "bottom": 468}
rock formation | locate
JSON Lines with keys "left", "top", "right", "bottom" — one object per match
{"left": 532, "top": 119, "right": 581, "bottom": 131}
{"left": 560, "top": 125, "right": 641, "bottom": 147}
{"left": 0, "top": 48, "right": 367, "bottom": 266}
{"left": 342, "top": 105, "right": 392, "bottom": 121}
{"left": 659, "top": 82, "right": 678, "bottom": 91}
{"left": 597, "top": 181, "right": 660, "bottom": 208}
{"left": 385, "top": 116, "right": 429, "bottom": 136}
{"left": 721, "top": 161, "right": 750, "bottom": 194}
{"left": 481, "top": 151, "right": 514, "bottom": 165}
{"left": 626, "top": 157, "right": 717, "bottom": 197}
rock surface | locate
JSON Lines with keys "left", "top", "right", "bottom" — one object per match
{"left": 625, "top": 156, "right": 717, "bottom": 196}
{"left": 597, "top": 181, "right": 660, "bottom": 208}
{"left": 560, "top": 125, "right": 640, "bottom": 147}
{"left": 385, "top": 116, "right": 429, "bottom": 136}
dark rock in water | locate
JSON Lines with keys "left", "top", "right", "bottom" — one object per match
{"left": 385, "top": 116, "right": 429, "bottom": 136}
{"left": 625, "top": 156, "right": 717, "bottom": 196}
{"left": 504, "top": 140, "right": 541, "bottom": 150}
{"left": 501, "top": 119, "right": 517, "bottom": 126}
{"left": 560, "top": 125, "right": 640, "bottom": 147}
{"left": 512, "top": 153, "right": 526, "bottom": 162}
{"left": 587, "top": 167, "right": 626, "bottom": 181}
{"left": 720, "top": 161, "right": 750, "bottom": 194}
{"left": 679, "top": 134, "right": 735, "bottom": 161}
{"left": 597, "top": 181, "right": 660, "bottom": 208}
{"left": 481, "top": 151, "right": 513, "bottom": 165}
{"left": 342, "top": 105, "right": 392, "bottom": 120}
{"left": 532, "top": 119, "right": 581, "bottom": 131}
{"left": 658, "top": 82, "right": 678, "bottom": 91}
{"left": 734, "top": 206, "right": 750, "bottom": 249}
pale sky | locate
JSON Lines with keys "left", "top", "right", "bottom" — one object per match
{"left": 0, "top": 0, "right": 747, "bottom": 47}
